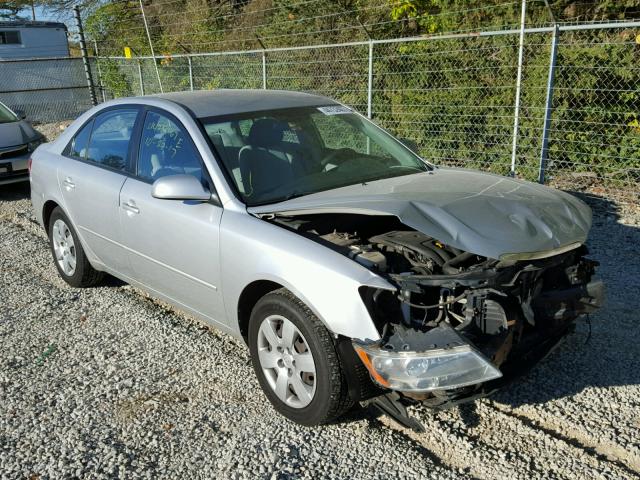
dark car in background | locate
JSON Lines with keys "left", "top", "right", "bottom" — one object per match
{"left": 0, "top": 100, "right": 45, "bottom": 185}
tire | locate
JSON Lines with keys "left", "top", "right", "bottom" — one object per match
{"left": 48, "top": 207, "right": 103, "bottom": 288}
{"left": 248, "top": 288, "right": 353, "bottom": 426}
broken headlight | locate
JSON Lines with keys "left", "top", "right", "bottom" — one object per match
{"left": 28, "top": 136, "right": 45, "bottom": 153}
{"left": 353, "top": 324, "right": 502, "bottom": 392}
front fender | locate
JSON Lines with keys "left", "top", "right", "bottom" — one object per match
{"left": 220, "top": 211, "right": 394, "bottom": 341}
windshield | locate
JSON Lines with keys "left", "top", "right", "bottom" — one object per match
{"left": 0, "top": 102, "right": 18, "bottom": 124}
{"left": 200, "top": 105, "right": 430, "bottom": 206}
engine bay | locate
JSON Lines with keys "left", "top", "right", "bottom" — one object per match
{"left": 265, "top": 212, "right": 604, "bottom": 405}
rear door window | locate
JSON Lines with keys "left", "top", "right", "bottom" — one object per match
{"left": 86, "top": 109, "right": 138, "bottom": 172}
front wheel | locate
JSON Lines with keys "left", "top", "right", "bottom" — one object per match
{"left": 248, "top": 289, "right": 353, "bottom": 426}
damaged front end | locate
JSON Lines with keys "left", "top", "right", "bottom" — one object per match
{"left": 354, "top": 230, "right": 604, "bottom": 407}
{"left": 267, "top": 213, "right": 605, "bottom": 409}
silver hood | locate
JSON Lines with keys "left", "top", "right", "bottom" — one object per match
{"left": 0, "top": 120, "right": 40, "bottom": 148}
{"left": 248, "top": 168, "right": 592, "bottom": 260}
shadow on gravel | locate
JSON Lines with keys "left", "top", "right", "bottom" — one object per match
{"left": 492, "top": 191, "right": 640, "bottom": 407}
{"left": 0, "top": 182, "right": 30, "bottom": 201}
{"left": 0, "top": 182, "right": 128, "bottom": 288}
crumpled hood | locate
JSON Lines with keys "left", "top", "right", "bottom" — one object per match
{"left": 0, "top": 120, "right": 40, "bottom": 148}
{"left": 248, "top": 168, "right": 592, "bottom": 260}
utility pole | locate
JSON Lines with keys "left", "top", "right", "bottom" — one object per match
{"left": 138, "top": 0, "right": 163, "bottom": 93}
{"left": 93, "top": 40, "right": 107, "bottom": 102}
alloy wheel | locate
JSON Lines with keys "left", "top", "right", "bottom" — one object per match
{"left": 52, "top": 219, "right": 76, "bottom": 276}
{"left": 257, "top": 314, "right": 317, "bottom": 408}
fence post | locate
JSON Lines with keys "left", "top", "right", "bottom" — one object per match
{"left": 138, "top": 60, "right": 145, "bottom": 96}
{"left": 367, "top": 40, "right": 374, "bottom": 119}
{"left": 262, "top": 51, "right": 267, "bottom": 89}
{"left": 187, "top": 55, "right": 194, "bottom": 91}
{"left": 73, "top": 6, "right": 97, "bottom": 106}
{"left": 510, "top": 0, "right": 526, "bottom": 176}
{"left": 538, "top": 25, "right": 559, "bottom": 184}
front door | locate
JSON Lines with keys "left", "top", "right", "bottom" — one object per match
{"left": 119, "top": 109, "right": 226, "bottom": 325}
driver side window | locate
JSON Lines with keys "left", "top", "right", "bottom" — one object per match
{"left": 137, "top": 111, "right": 204, "bottom": 184}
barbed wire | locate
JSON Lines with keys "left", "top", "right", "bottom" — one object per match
{"left": 89, "top": 0, "right": 532, "bottom": 53}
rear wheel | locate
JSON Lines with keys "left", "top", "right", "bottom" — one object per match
{"left": 48, "top": 207, "right": 103, "bottom": 288}
{"left": 248, "top": 289, "right": 353, "bottom": 426}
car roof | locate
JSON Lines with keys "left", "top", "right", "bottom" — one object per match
{"left": 152, "top": 89, "right": 340, "bottom": 118}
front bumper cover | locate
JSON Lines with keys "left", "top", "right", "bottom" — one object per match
{"left": 354, "top": 278, "right": 605, "bottom": 405}
{"left": 0, "top": 152, "right": 29, "bottom": 185}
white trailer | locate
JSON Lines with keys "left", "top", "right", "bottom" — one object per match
{"left": 0, "top": 21, "right": 88, "bottom": 123}
{"left": 0, "top": 21, "right": 69, "bottom": 60}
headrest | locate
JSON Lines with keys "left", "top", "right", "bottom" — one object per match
{"left": 248, "top": 118, "right": 286, "bottom": 148}
{"left": 209, "top": 133, "right": 224, "bottom": 147}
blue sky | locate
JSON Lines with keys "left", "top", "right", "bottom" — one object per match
{"left": 16, "top": 5, "right": 76, "bottom": 32}
{"left": 18, "top": 5, "right": 71, "bottom": 24}
{"left": 33, "top": 5, "right": 51, "bottom": 21}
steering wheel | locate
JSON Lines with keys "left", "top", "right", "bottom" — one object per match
{"left": 320, "top": 148, "right": 356, "bottom": 169}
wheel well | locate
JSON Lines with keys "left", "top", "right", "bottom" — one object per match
{"left": 42, "top": 200, "right": 59, "bottom": 233}
{"left": 237, "top": 280, "right": 283, "bottom": 342}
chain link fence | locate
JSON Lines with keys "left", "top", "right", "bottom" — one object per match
{"left": 266, "top": 45, "right": 371, "bottom": 113}
{"left": 93, "top": 22, "right": 639, "bottom": 204}
{"left": 0, "top": 57, "right": 97, "bottom": 124}
{"left": 2, "top": 21, "right": 636, "bottom": 204}
{"left": 545, "top": 28, "right": 640, "bottom": 200}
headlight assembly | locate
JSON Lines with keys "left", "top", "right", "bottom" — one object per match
{"left": 28, "top": 137, "right": 45, "bottom": 152}
{"left": 352, "top": 324, "right": 502, "bottom": 392}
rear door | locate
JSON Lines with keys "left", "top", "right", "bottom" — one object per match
{"left": 57, "top": 107, "right": 141, "bottom": 274}
{"left": 118, "top": 108, "right": 226, "bottom": 325}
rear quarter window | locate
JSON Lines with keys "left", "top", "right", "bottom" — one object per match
{"left": 66, "top": 121, "right": 93, "bottom": 159}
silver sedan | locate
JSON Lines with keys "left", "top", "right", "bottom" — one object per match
{"left": 30, "top": 90, "right": 603, "bottom": 428}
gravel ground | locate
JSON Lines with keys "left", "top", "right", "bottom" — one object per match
{"left": 1, "top": 125, "right": 639, "bottom": 479}
{"left": 34, "top": 121, "right": 72, "bottom": 142}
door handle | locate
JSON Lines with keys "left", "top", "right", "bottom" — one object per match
{"left": 122, "top": 200, "right": 139, "bottom": 214}
{"left": 63, "top": 177, "right": 75, "bottom": 189}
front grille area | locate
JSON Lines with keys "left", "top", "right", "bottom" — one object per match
{"left": 0, "top": 168, "right": 28, "bottom": 180}
{"left": 0, "top": 145, "right": 28, "bottom": 160}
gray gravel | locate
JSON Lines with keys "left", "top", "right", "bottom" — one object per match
{"left": 34, "top": 121, "right": 72, "bottom": 142}
{"left": 1, "top": 132, "right": 639, "bottom": 478}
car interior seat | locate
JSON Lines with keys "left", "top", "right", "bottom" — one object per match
{"left": 238, "top": 118, "right": 295, "bottom": 197}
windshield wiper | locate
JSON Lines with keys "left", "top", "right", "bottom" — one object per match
{"left": 249, "top": 190, "right": 313, "bottom": 206}
{"left": 389, "top": 165, "right": 428, "bottom": 172}
{"left": 278, "top": 190, "right": 315, "bottom": 202}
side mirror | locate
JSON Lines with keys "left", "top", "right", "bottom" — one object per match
{"left": 152, "top": 174, "right": 212, "bottom": 201}
{"left": 400, "top": 137, "right": 420, "bottom": 154}
{"left": 14, "top": 109, "right": 27, "bottom": 120}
